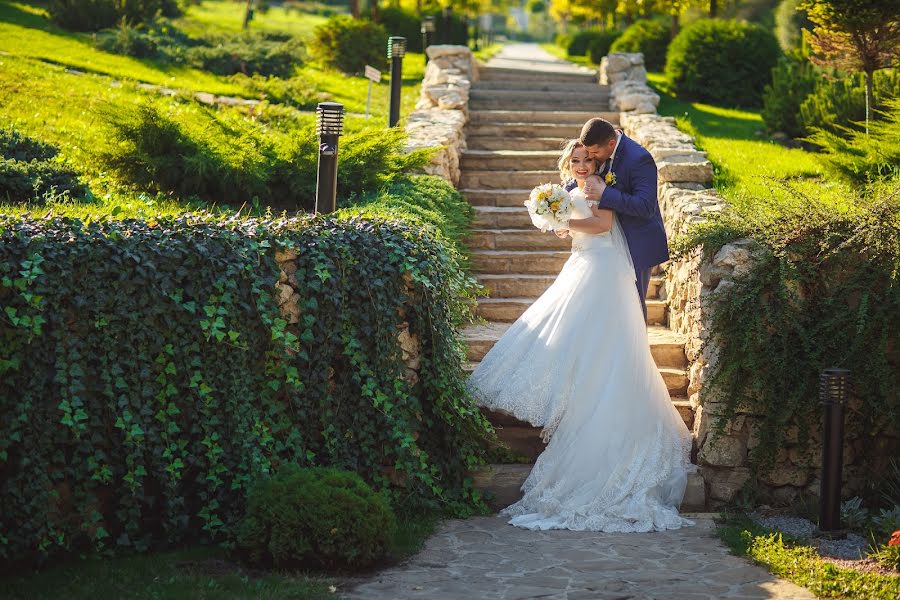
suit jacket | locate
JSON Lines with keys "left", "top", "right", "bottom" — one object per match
{"left": 565, "top": 134, "right": 669, "bottom": 270}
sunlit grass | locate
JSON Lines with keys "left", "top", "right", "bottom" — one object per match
{"left": 174, "top": 0, "right": 337, "bottom": 38}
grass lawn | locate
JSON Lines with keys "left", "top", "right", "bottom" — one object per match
{"left": 646, "top": 72, "right": 857, "bottom": 212}
{"left": 718, "top": 514, "right": 900, "bottom": 599}
{"left": 540, "top": 43, "right": 595, "bottom": 68}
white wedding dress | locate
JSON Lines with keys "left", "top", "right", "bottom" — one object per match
{"left": 469, "top": 188, "right": 695, "bottom": 532}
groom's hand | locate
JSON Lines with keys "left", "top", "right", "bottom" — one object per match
{"left": 583, "top": 179, "right": 607, "bottom": 202}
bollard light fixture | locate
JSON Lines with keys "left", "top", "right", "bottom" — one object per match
{"left": 819, "top": 368, "right": 851, "bottom": 533}
{"left": 315, "top": 102, "right": 344, "bottom": 214}
{"left": 387, "top": 37, "right": 406, "bottom": 127}
{"left": 421, "top": 15, "right": 436, "bottom": 34}
{"left": 388, "top": 36, "right": 407, "bottom": 59}
{"left": 421, "top": 16, "right": 435, "bottom": 64}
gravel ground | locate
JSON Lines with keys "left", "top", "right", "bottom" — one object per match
{"left": 751, "top": 512, "right": 870, "bottom": 560}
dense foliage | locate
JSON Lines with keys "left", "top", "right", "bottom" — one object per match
{"left": 49, "top": 0, "right": 183, "bottom": 31}
{"left": 775, "top": 0, "right": 813, "bottom": 52}
{"left": 609, "top": 19, "right": 670, "bottom": 71}
{"left": 800, "top": 68, "right": 900, "bottom": 135}
{"left": 676, "top": 178, "right": 900, "bottom": 475}
{"left": 587, "top": 31, "right": 622, "bottom": 64}
{"left": 566, "top": 29, "right": 614, "bottom": 57}
{"left": 0, "top": 129, "right": 84, "bottom": 203}
{"left": 762, "top": 54, "right": 818, "bottom": 137}
{"left": 236, "top": 466, "right": 395, "bottom": 570}
{"left": 309, "top": 15, "right": 388, "bottom": 74}
{"left": 808, "top": 98, "right": 900, "bottom": 183}
{"left": 665, "top": 19, "right": 782, "bottom": 106}
{"left": 97, "top": 102, "right": 429, "bottom": 210}
{"left": 0, "top": 180, "right": 489, "bottom": 565}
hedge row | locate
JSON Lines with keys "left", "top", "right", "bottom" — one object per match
{"left": 0, "top": 176, "right": 490, "bottom": 566}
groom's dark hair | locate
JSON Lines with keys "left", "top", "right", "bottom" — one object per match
{"left": 580, "top": 118, "right": 616, "bottom": 146}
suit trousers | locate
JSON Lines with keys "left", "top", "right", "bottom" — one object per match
{"left": 636, "top": 267, "right": 652, "bottom": 322}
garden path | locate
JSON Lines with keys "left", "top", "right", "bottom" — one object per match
{"left": 342, "top": 514, "right": 815, "bottom": 599}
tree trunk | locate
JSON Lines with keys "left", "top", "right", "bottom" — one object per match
{"left": 671, "top": 13, "right": 680, "bottom": 38}
{"left": 710, "top": 0, "right": 717, "bottom": 18}
{"left": 242, "top": 0, "right": 252, "bottom": 30}
{"left": 371, "top": 0, "right": 380, "bottom": 23}
{"left": 865, "top": 69, "right": 873, "bottom": 135}
{"left": 350, "top": 0, "right": 359, "bottom": 18}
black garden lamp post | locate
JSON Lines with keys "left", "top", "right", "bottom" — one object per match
{"left": 315, "top": 102, "right": 344, "bottom": 214}
{"left": 388, "top": 36, "right": 406, "bottom": 128}
{"left": 421, "top": 16, "right": 436, "bottom": 63}
{"left": 819, "top": 368, "right": 851, "bottom": 532}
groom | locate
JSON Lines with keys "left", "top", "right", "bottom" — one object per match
{"left": 559, "top": 118, "right": 668, "bottom": 319}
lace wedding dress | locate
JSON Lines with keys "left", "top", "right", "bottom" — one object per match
{"left": 469, "top": 188, "right": 695, "bottom": 532}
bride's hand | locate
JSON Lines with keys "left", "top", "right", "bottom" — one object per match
{"left": 554, "top": 228, "right": 570, "bottom": 238}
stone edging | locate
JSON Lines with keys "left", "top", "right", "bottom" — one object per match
{"left": 404, "top": 45, "right": 477, "bottom": 186}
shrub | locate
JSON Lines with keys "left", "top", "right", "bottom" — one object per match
{"left": 185, "top": 33, "right": 305, "bottom": 78}
{"left": 665, "top": 19, "right": 782, "bottom": 106}
{"left": 97, "top": 102, "right": 428, "bottom": 210}
{"left": 49, "top": 0, "right": 183, "bottom": 32}
{"left": 762, "top": 54, "right": 817, "bottom": 136}
{"left": 555, "top": 32, "right": 571, "bottom": 50}
{"left": 0, "top": 195, "right": 487, "bottom": 565}
{"left": 309, "top": 15, "right": 387, "bottom": 74}
{"left": 587, "top": 31, "right": 622, "bottom": 65}
{"left": 235, "top": 73, "right": 326, "bottom": 110}
{"left": 567, "top": 30, "right": 607, "bottom": 56}
{"left": 373, "top": 7, "right": 422, "bottom": 52}
{"left": 807, "top": 97, "right": 900, "bottom": 183}
{"left": 799, "top": 69, "right": 900, "bottom": 136}
{"left": 609, "top": 19, "right": 670, "bottom": 71}
{"left": 236, "top": 466, "right": 395, "bottom": 570}
{"left": 0, "top": 129, "right": 84, "bottom": 203}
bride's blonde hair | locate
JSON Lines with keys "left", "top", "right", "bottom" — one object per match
{"left": 557, "top": 139, "right": 595, "bottom": 183}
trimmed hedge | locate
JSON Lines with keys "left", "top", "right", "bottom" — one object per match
{"left": 609, "top": 19, "right": 670, "bottom": 72}
{"left": 0, "top": 176, "right": 490, "bottom": 566}
{"left": 665, "top": 19, "right": 782, "bottom": 107}
{"left": 309, "top": 15, "right": 387, "bottom": 74}
{"left": 587, "top": 31, "right": 622, "bottom": 65}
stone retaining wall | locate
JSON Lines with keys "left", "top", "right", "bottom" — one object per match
{"left": 404, "top": 45, "right": 477, "bottom": 186}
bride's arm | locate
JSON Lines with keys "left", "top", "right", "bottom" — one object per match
{"left": 566, "top": 206, "right": 613, "bottom": 234}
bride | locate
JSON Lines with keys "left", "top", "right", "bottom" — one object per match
{"left": 469, "top": 140, "right": 695, "bottom": 533}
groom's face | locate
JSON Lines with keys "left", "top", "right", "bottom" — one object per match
{"left": 584, "top": 138, "right": 617, "bottom": 163}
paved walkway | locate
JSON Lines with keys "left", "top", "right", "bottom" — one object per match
{"left": 484, "top": 43, "right": 598, "bottom": 74}
{"left": 342, "top": 515, "right": 815, "bottom": 599}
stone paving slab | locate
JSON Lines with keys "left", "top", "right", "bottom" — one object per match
{"left": 341, "top": 515, "right": 814, "bottom": 599}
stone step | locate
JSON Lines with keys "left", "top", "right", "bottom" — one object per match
{"left": 471, "top": 249, "right": 571, "bottom": 274}
{"left": 477, "top": 274, "right": 555, "bottom": 298}
{"left": 471, "top": 464, "right": 706, "bottom": 512}
{"left": 478, "top": 67, "right": 598, "bottom": 83}
{"left": 463, "top": 188, "right": 534, "bottom": 207}
{"left": 463, "top": 323, "right": 688, "bottom": 368}
{"left": 459, "top": 170, "right": 560, "bottom": 189}
{"left": 467, "top": 228, "right": 571, "bottom": 251}
{"left": 648, "top": 274, "right": 665, "bottom": 300}
{"left": 467, "top": 136, "right": 569, "bottom": 151}
{"left": 473, "top": 206, "right": 533, "bottom": 229}
{"left": 475, "top": 297, "right": 534, "bottom": 321}
{"left": 470, "top": 98, "right": 610, "bottom": 112}
{"left": 461, "top": 150, "right": 562, "bottom": 172}
{"left": 469, "top": 110, "right": 620, "bottom": 125}
{"left": 466, "top": 122, "right": 609, "bottom": 138}
{"left": 470, "top": 89, "right": 610, "bottom": 103}
{"left": 474, "top": 81, "right": 610, "bottom": 93}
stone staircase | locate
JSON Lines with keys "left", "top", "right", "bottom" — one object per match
{"left": 462, "top": 58, "right": 706, "bottom": 512}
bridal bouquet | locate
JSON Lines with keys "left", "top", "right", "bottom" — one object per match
{"left": 525, "top": 183, "right": 572, "bottom": 232}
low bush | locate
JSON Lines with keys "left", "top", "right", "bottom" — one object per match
{"left": 185, "top": 33, "right": 305, "bottom": 78}
{"left": 373, "top": 6, "right": 423, "bottom": 52}
{"left": 309, "top": 15, "right": 387, "bottom": 74}
{"left": 0, "top": 129, "right": 84, "bottom": 203}
{"left": 587, "top": 31, "right": 622, "bottom": 65}
{"left": 49, "top": 0, "right": 183, "bottom": 32}
{"left": 0, "top": 188, "right": 487, "bottom": 565}
{"left": 799, "top": 69, "right": 900, "bottom": 136}
{"left": 807, "top": 98, "right": 900, "bottom": 184}
{"left": 609, "top": 19, "right": 669, "bottom": 71}
{"left": 762, "top": 54, "right": 817, "bottom": 137}
{"left": 236, "top": 466, "right": 395, "bottom": 570}
{"left": 97, "top": 102, "right": 429, "bottom": 210}
{"left": 566, "top": 29, "right": 610, "bottom": 57}
{"left": 235, "top": 73, "right": 325, "bottom": 110}
{"left": 665, "top": 19, "right": 781, "bottom": 106}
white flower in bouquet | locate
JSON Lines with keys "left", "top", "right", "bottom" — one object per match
{"left": 525, "top": 183, "right": 572, "bottom": 232}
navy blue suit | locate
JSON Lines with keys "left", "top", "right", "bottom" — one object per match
{"left": 565, "top": 134, "right": 669, "bottom": 319}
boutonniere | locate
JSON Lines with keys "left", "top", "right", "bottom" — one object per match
{"left": 604, "top": 170, "right": 617, "bottom": 186}
{"left": 605, "top": 131, "right": 622, "bottom": 187}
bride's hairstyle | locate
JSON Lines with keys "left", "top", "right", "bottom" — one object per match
{"left": 557, "top": 139, "right": 595, "bottom": 182}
